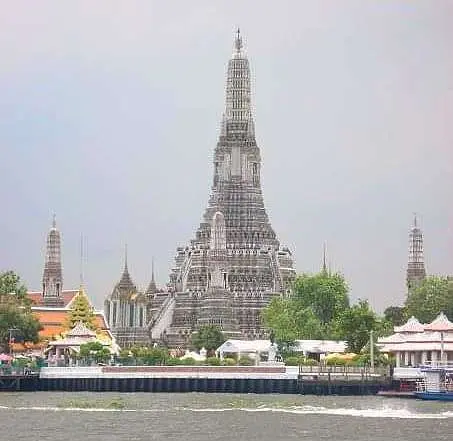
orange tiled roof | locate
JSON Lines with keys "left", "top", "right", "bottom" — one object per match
{"left": 27, "top": 290, "right": 79, "bottom": 307}
{"left": 32, "top": 309, "right": 109, "bottom": 339}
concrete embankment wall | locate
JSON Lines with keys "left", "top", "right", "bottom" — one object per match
{"left": 33, "top": 366, "right": 388, "bottom": 395}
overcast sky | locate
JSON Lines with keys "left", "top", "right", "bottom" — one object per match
{"left": 1, "top": 1, "right": 452, "bottom": 312}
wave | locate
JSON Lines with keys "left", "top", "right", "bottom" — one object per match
{"left": 0, "top": 404, "right": 452, "bottom": 419}
{"left": 187, "top": 405, "right": 453, "bottom": 419}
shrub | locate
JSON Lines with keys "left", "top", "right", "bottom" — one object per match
{"left": 222, "top": 357, "right": 236, "bottom": 366}
{"left": 180, "top": 357, "right": 197, "bottom": 365}
{"left": 326, "top": 356, "right": 347, "bottom": 366}
{"left": 301, "top": 357, "right": 318, "bottom": 366}
{"left": 284, "top": 356, "right": 302, "bottom": 366}
{"left": 206, "top": 356, "right": 221, "bottom": 366}
{"left": 238, "top": 356, "right": 254, "bottom": 366}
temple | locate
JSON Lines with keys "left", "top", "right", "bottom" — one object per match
{"left": 25, "top": 217, "right": 114, "bottom": 351}
{"left": 406, "top": 214, "right": 426, "bottom": 291}
{"left": 148, "top": 30, "right": 296, "bottom": 348}
{"left": 103, "top": 249, "right": 153, "bottom": 348}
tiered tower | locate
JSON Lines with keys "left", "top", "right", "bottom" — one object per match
{"left": 149, "top": 31, "right": 296, "bottom": 347}
{"left": 406, "top": 214, "right": 426, "bottom": 290}
{"left": 42, "top": 215, "right": 64, "bottom": 306}
{"left": 104, "top": 247, "right": 149, "bottom": 348}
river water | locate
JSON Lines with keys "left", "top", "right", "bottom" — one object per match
{"left": 0, "top": 392, "right": 452, "bottom": 440}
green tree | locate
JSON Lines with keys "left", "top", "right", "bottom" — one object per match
{"left": 333, "top": 299, "right": 379, "bottom": 353}
{"left": 79, "top": 341, "right": 111, "bottom": 364}
{"left": 66, "top": 288, "right": 96, "bottom": 330}
{"left": 0, "top": 271, "right": 42, "bottom": 352}
{"left": 129, "top": 345, "right": 169, "bottom": 365}
{"left": 383, "top": 306, "right": 406, "bottom": 327}
{"left": 191, "top": 325, "right": 226, "bottom": 354}
{"left": 405, "top": 276, "right": 453, "bottom": 323}
{"left": 262, "top": 297, "right": 322, "bottom": 353}
{"left": 0, "top": 270, "right": 29, "bottom": 305}
{"left": 293, "top": 272, "right": 350, "bottom": 324}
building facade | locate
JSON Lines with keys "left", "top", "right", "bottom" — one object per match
{"left": 148, "top": 31, "right": 296, "bottom": 348}
{"left": 378, "top": 313, "right": 453, "bottom": 367}
{"left": 103, "top": 255, "right": 154, "bottom": 348}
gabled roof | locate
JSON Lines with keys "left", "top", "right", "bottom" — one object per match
{"left": 424, "top": 312, "right": 453, "bottom": 331}
{"left": 394, "top": 316, "right": 425, "bottom": 333}
{"left": 32, "top": 309, "right": 109, "bottom": 339}
{"left": 67, "top": 321, "right": 96, "bottom": 338}
{"left": 28, "top": 290, "right": 79, "bottom": 308}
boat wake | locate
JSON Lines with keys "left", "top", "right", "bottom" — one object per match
{"left": 0, "top": 404, "right": 452, "bottom": 419}
{"left": 187, "top": 405, "right": 453, "bottom": 419}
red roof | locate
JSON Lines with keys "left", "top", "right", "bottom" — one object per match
{"left": 32, "top": 309, "right": 109, "bottom": 339}
{"left": 27, "top": 290, "right": 79, "bottom": 307}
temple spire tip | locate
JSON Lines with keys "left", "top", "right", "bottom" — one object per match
{"left": 234, "top": 27, "right": 243, "bottom": 52}
{"left": 124, "top": 244, "right": 128, "bottom": 271}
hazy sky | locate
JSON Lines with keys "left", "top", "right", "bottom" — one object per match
{"left": 1, "top": 1, "right": 452, "bottom": 312}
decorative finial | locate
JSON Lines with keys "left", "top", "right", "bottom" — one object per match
{"left": 322, "top": 242, "right": 327, "bottom": 273}
{"left": 124, "top": 244, "right": 128, "bottom": 271}
{"left": 235, "top": 27, "right": 242, "bottom": 52}
{"left": 79, "top": 233, "right": 84, "bottom": 287}
{"left": 151, "top": 257, "right": 155, "bottom": 283}
{"left": 413, "top": 212, "right": 418, "bottom": 228}
{"left": 52, "top": 213, "right": 56, "bottom": 228}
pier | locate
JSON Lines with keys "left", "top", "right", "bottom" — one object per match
{"left": 0, "top": 373, "right": 40, "bottom": 392}
{"left": 1, "top": 365, "right": 392, "bottom": 394}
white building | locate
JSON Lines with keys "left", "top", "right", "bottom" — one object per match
{"left": 216, "top": 339, "right": 346, "bottom": 360}
{"left": 378, "top": 313, "right": 453, "bottom": 367}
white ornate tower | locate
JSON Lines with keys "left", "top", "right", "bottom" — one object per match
{"left": 407, "top": 213, "right": 426, "bottom": 290}
{"left": 42, "top": 215, "right": 63, "bottom": 306}
{"left": 151, "top": 30, "right": 296, "bottom": 346}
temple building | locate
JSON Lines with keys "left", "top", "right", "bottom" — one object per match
{"left": 406, "top": 214, "right": 426, "bottom": 291}
{"left": 103, "top": 253, "right": 156, "bottom": 348}
{"left": 26, "top": 218, "right": 113, "bottom": 349}
{"left": 378, "top": 313, "right": 453, "bottom": 366}
{"left": 148, "top": 30, "right": 296, "bottom": 348}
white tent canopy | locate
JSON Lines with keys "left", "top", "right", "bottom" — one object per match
{"left": 216, "top": 339, "right": 347, "bottom": 357}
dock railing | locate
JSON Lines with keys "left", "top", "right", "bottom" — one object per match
{"left": 298, "top": 364, "right": 390, "bottom": 380}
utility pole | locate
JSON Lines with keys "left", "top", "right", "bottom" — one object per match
{"left": 370, "top": 330, "right": 375, "bottom": 371}
{"left": 8, "top": 328, "right": 18, "bottom": 356}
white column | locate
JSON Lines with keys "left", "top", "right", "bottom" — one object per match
{"left": 432, "top": 351, "right": 438, "bottom": 364}
{"left": 404, "top": 351, "right": 410, "bottom": 366}
{"left": 410, "top": 352, "right": 416, "bottom": 366}
{"left": 395, "top": 352, "right": 401, "bottom": 368}
{"left": 422, "top": 351, "right": 427, "bottom": 364}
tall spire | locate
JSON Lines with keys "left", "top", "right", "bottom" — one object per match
{"left": 234, "top": 27, "right": 243, "bottom": 54}
{"left": 42, "top": 215, "right": 63, "bottom": 304}
{"left": 117, "top": 244, "right": 135, "bottom": 291}
{"left": 79, "top": 233, "right": 84, "bottom": 287}
{"left": 407, "top": 213, "right": 426, "bottom": 291}
{"left": 322, "top": 242, "right": 327, "bottom": 274}
{"left": 224, "top": 28, "right": 252, "bottom": 128}
{"left": 146, "top": 257, "right": 158, "bottom": 295}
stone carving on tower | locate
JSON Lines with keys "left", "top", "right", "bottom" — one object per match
{"left": 406, "top": 214, "right": 426, "bottom": 291}
{"left": 149, "top": 30, "right": 296, "bottom": 347}
{"left": 42, "top": 215, "right": 64, "bottom": 306}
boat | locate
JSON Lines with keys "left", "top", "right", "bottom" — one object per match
{"left": 415, "top": 362, "right": 453, "bottom": 401}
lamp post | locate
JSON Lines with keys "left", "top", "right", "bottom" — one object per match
{"left": 370, "top": 330, "right": 375, "bottom": 371}
{"left": 8, "top": 328, "right": 19, "bottom": 356}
